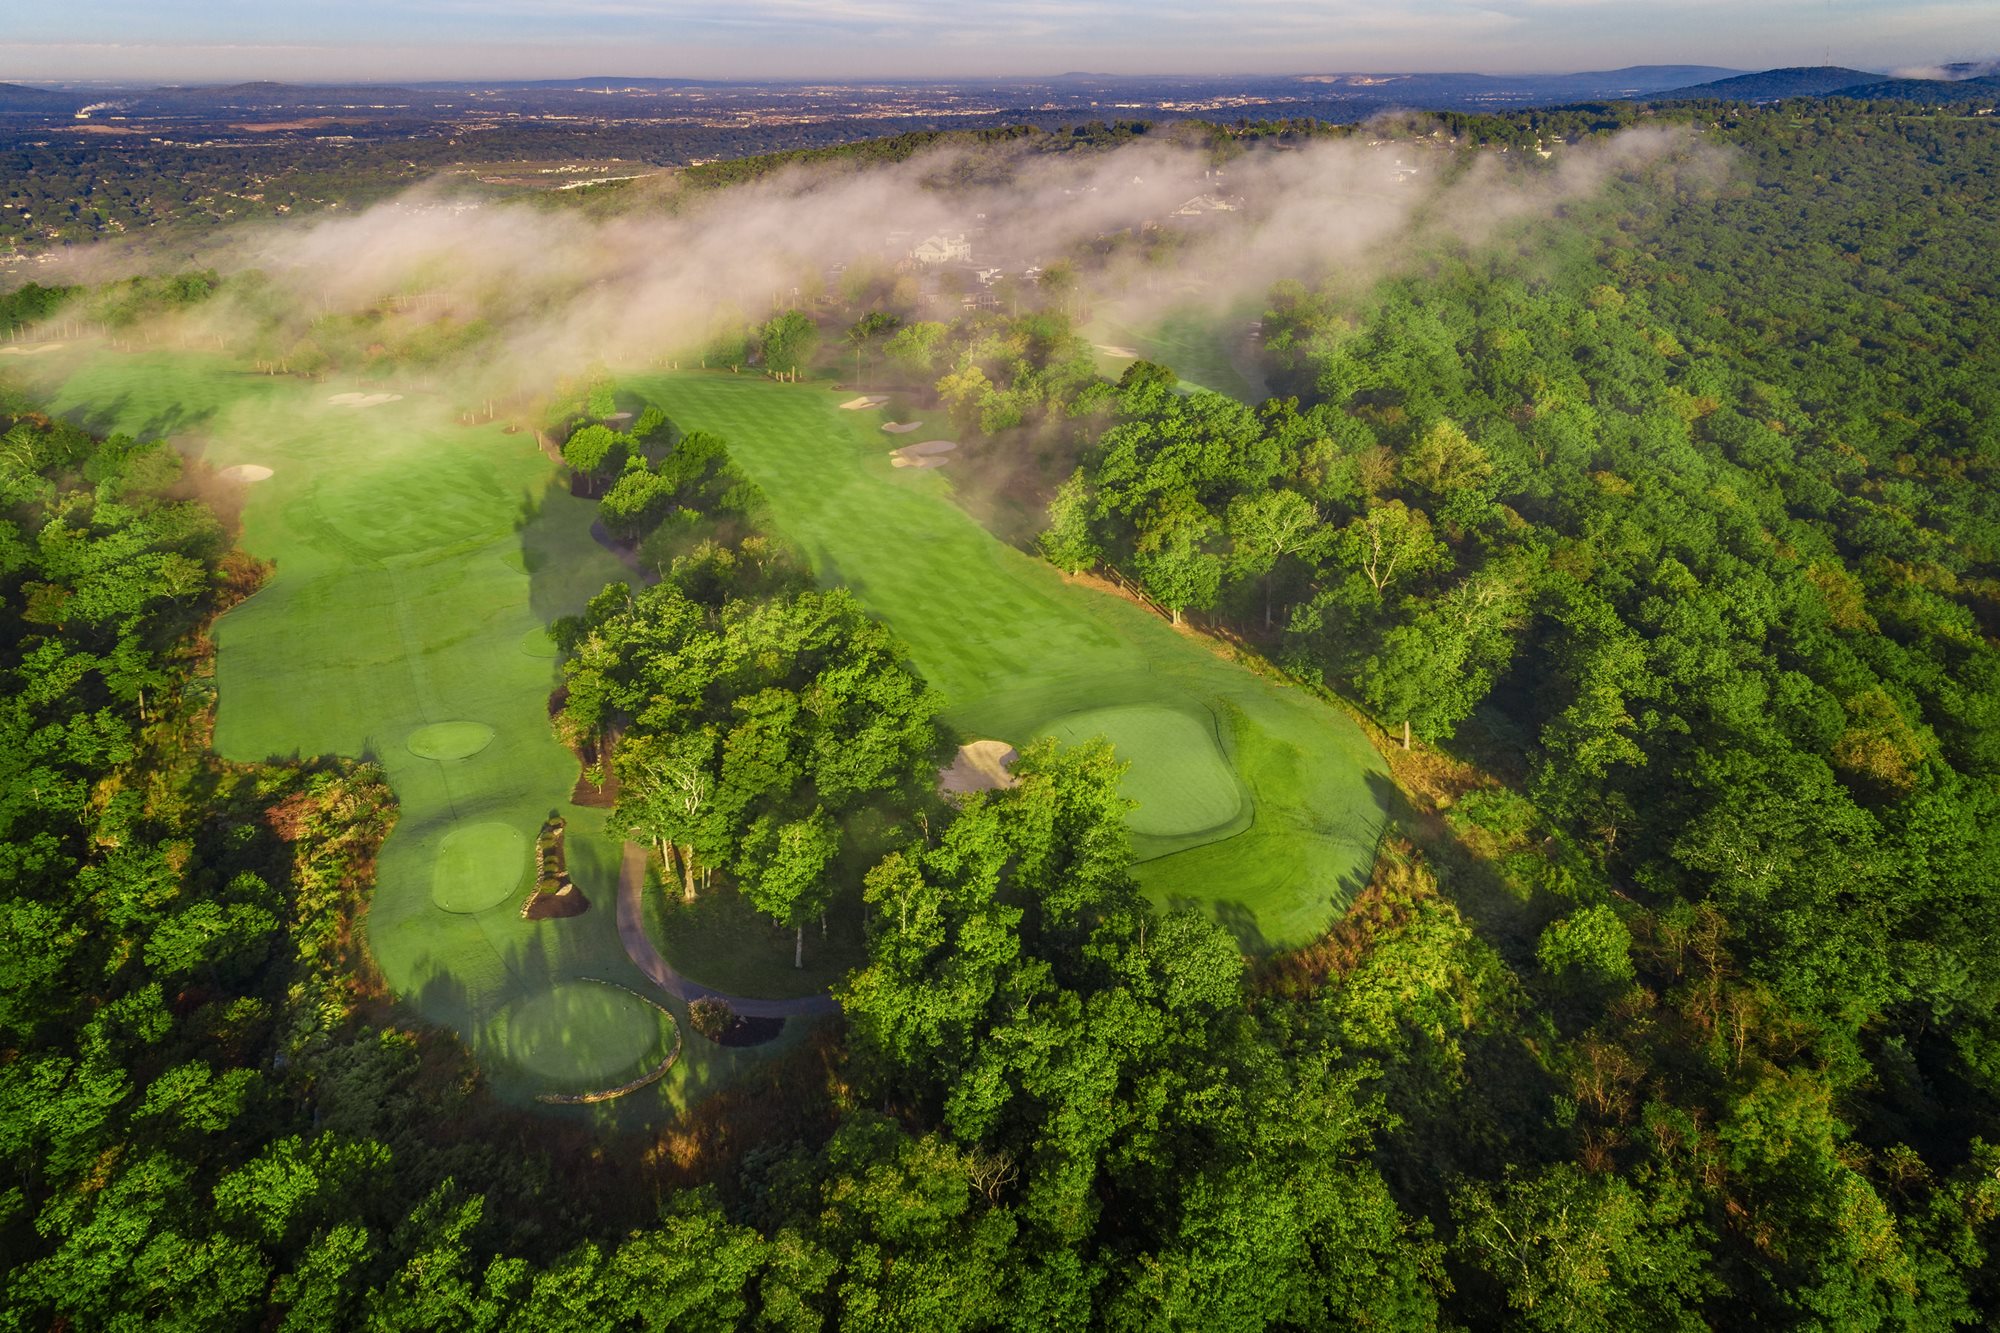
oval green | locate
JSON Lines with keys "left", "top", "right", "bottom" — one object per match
{"left": 430, "top": 821, "right": 529, "bottom": 913}
{"left": 519, "top": 626, "right": 559, "bottom": 658}
{"left": 407, "top": 720, "right": 495, "bottom": 761}
{"left": 491, "top": 981, "right": 669, "bottom": 1086}
{"left": 1036, "top": 704, "right": 1245, "bottom": 838}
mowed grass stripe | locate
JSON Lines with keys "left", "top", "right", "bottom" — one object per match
{"left": 636, "top": 372, "right": 1390, "bottom": 949}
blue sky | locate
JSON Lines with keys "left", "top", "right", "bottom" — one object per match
{"left": 5, "top": 0, "right": 1995, "bottom": 82}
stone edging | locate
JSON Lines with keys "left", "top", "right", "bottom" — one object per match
{"left": 533, "top": 977, "right": 684, "bottom": 1105}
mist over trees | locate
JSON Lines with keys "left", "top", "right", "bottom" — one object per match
{"left": 5, "top": 98, "right": 2000, "bottom": 1329}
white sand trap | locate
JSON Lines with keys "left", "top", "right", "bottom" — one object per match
{"left": 328, "top": 392, "right": 405, "bottom": 408}
{"left": 940, "top": 740, "right": 1020, "bottom": 795}
{"left": 604, "top": 412, "right": 632, "bottom": 422}
{"left": 0, "top": 344, "right": 63, "bottom": 357}
{"left": 839, "top": 395, "right": 889, "bottom": 410}
{"left": 219, "top": 464, "right": 273, "bottom": 483}
{"left": 882, "top": 421, "right": 925, "bottom": 434}
{"left": 889, "top": 439, "right": 958, "bottom": 469}
{"left": 1094, "top": 344, "right": 1141, "bottom": 359}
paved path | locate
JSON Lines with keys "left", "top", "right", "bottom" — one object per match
{"left": 615, "top": 842, "right": 839, "bottom": 1019}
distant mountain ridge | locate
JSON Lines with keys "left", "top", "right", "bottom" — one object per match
{"left": 1656, "top": 63, "right": 2000, "bottom": 104}
{"left": 0, "top": 82, "right": 75, "bottom": 114}
{"left": 1656, "top": 66, "right": 1884, "bottom": 100}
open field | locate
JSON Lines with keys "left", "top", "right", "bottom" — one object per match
{"left": 30, "top": 351, "right": 808, "bottom": 1114}
{"left": 632, "top": 371, "right": 1388, "bottom": 948}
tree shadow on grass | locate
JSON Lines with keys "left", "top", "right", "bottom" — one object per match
{"left": 54, "top": 387, "right": 220, "bottom": 449}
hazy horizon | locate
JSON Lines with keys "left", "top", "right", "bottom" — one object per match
{"left": 5, "top": 0, "right": 1995, "bottom": 85}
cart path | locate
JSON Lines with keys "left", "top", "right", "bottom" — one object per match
{"left": 615, "top": 842, "right": 840, "bottom": 1019}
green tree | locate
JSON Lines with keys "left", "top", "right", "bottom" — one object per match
{"left": 883, "top": 321, "right": 948, "bottom": 377}
{"left": 1224, "top": 487, "right": 1328, "bottom": 629}
{"left": 1329, "top": 500, "right": 1448, "bottom": 598}
{"left": 1037, "top": 468, "right": 1101, "bottom": 576}
{"left": 760, "top": 310, "right": 820, "bottom": 380}
{"left": 742, "top": 808, "right": 839, "bottom": 968}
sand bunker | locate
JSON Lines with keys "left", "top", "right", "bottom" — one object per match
{"left": 839, "top": 395, "right": 889, "bottom": 410}
{"left": 219, "top": 464, "right": 274, "bottom": 483}
{"left": 940, "top": 740, "right": 1021, "bottom": 795}
{"left": 0, "top": 344, "right": 63, "bottom": 357}
{"left": 882, "top": 421, "right": 925, "bottom": 434}
{"left": 1093, "top": 344, "right": 1141, "bottom": 359}
{"left": 890, "top": 439, "right": 958, "bottom": 469}
{"left": 327, "top": 392, "right": 405, "bottom": 408}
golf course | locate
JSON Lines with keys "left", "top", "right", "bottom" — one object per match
{"left": 29, "top": 351, "right": 803, "bottom": 1113}
{"left": 23, "top": 345, "right": 1385, "bottom": 1109}
{"left": 633, "top": 371, "right": 1388, "bottom": 947}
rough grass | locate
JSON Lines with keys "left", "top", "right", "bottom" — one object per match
{"left": 628, "top": 370, "right": 1390, "bottom": 950}
{"left": 645, "top": 872, "right": 869, "bottom": 1000}
{"left": 32, "top": 351, "right": 807, "bottom": 1117}
{"left": 1085, "top": 304, "right": 1271, "bottom": 403}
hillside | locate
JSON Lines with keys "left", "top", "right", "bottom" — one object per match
{"left": 0, "top": 82, "right": 72, "bottom": 114}
{"left": 1656, "top": 64, "right": 1884, "bottom": 100}
{"left": 1834, "top": 74, "right": 2000, "bottom": 104}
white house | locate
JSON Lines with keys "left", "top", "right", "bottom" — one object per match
{"left": 1171, "top": 194, "right": 1239, "bottom": 217}
{"left": 911, "top": 233, "right": 972, "bottom": 265}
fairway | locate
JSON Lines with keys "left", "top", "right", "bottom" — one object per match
{"left": 32, "top": 351, "right": 809, "bottom": 1115}
{"left": 633, "top": 371, "right": 1389, "bottom": 948}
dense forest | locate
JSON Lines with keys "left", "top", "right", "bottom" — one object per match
{"left": 5, "top": 101, "right": 2000, "bottom": 1327}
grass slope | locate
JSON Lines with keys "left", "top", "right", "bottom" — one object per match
{"left": 34, "top": 351, "right": 805, "bottom": 1114}
{"left": 1086, "top": 304, "right": 1271, "bottom": 403}
{"left": 633, "top": 371, "right": 1388, "bottom": 949}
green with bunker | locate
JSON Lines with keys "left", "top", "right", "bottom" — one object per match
{"left": 30, "top": 353, "right": 792, "bottom": 1113}
{"left": 633, "top": 371, "right": 1388, "bottom": 948}
{"left": 31, "top": 348, "right": 1388, "bottom": 1106}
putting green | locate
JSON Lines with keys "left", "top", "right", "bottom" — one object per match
{"left": 431, "top": 821, "right": 529, "bottom": 913}
{"left": 1037, "top": 704, "right": 1245, "bottom": 843}
{"left": 490, "top": 980, "right": 671, "bottom": 1087}
{"left": 635, "top": 371, "right": 1390, "bottom": 949}
{"left": 520, "top": 626, "right": 560, "bottom": 658}
{"left": 407, "top": 721, "right": 497, "bottom": 761}
{"left": 30, "top": 350, "right": 807, "bottom": 1116}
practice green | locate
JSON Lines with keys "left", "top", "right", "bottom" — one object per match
{"left": 431, "top": 821, "right": 529, "bottom": 913}
{"left": 408, "top": 721, "right": 497, "bottom": 761}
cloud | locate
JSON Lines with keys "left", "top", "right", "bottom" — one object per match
{"left": 35, "top": 122, "right": 1713, "bottom": 425}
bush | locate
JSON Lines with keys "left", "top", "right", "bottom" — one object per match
{"left": 1536, "top": 904, "right": 1636, "bottom": 992}
{"left": 688, "top": 996, "right": 736, "bottom": 1041}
